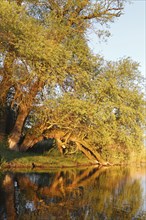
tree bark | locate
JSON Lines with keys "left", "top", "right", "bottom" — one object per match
{"left": 8, "top": 105, "right": 29, "bottom": 150}
{"left": 18, "top": 128, "right": 108, "bottom": 165}
{"left": 7, "top": 79, "right": 44, "bottom": 150}
{"left": 0, "top": 107, "right": 7, "bottom": 141}
{"left": 19, "top": 134, "right": 43, "bottom": 151}
{"left": 55, "top": 138, "right": 65, "bottom": 154}
{"left": 74, "top": 140, "right": 107, "bottom": 165}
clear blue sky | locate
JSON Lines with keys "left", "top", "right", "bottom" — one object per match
{"left": 88, "top": 0, "right": 146, "bottom": 78}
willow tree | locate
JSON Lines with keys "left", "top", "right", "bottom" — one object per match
{"left": 20, "top": 58, "right": 145, "bottom": 164}
{"left": 1, "top": 0, "right": 145, "bottom": 165}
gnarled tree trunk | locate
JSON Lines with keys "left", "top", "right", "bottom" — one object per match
{"left": 8, "top": 78, "right": 44, "bottom": 150}
{"left": 18, "top": 129, "right": 108, "bottom": 165}
{"left": 19, "top": 133, "right": 44, "bottom": 151}
{"left": 8, "top": 105, "right": 29, "bottom": 150}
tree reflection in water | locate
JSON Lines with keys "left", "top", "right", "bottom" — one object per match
{"left": 0, "top": 167, "right": 146, "bottom": 220}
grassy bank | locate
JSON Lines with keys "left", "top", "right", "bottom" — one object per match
{"left": 0, "top": 141, "right": 93, "bottom": 170}
{"left": 0, "top": 141, "right": 146, "bottom": 170}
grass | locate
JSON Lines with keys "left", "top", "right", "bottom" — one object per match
{"left": 0, "top": 140, "right": 145, "bottom": 170}
{"left": 0, "top": 141, "right": 92, "bottom": 170}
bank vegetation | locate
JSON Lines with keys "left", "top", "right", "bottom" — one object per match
{"left": 0, "top": 0, "right": 145, "bottom": 166}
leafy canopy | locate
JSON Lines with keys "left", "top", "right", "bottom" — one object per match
{"left": 0, "top": 0, "right": 145, "bottom": 162}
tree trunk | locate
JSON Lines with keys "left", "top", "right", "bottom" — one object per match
{"left": 8, "top": 105, "right": 29, "bottom": 150}
{"left": 0, "top": 107, "right": 7, "bottom": 141}
{"left": 69, "top": 136, "right": 107, "bottom": 165}
{"left": 75, "top": 140, "right": 107, "bottom": 165}
{"left": 75, "top": 142, "right": 98, "bottom": 163}
{"left": 56, "top": 138, "right": 65, "bottom": 154}
{"left": 19, "top": 134, "right": 43, "bottom": 151}
{"left": 18, "top": 128, "right": 109, "bottom": 165}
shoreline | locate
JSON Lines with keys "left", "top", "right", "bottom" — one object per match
{"left": 1, "top": 160, "right": 146, "bottom": 171}
{"left": 0, "top": 143, "right": 146, "bottom": 171}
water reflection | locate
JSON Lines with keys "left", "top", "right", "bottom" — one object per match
{"left": 0, "top": 166, "right": 146, "bottom": 220}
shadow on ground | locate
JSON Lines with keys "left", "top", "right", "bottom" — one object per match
{"left": 0, "top": 139, "right": 56, "bottom": 165}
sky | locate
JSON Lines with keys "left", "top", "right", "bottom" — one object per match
{"left": 88, "top": 0, "right": 146, "bottom": 78}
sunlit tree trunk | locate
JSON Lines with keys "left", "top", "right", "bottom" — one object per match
{"left": 8, "top": 78, "right": 43, "bottom": 150}
{"left": 18, "top": 128, "right": 109, "bottom": 165}
{"left": 0, "top": 51, "right": 16, "bottom": 141}
{"left": 19, "top": 133, "right": 43, "bottom": 151}
{"left": 8, "top": 105, "right": 29, "bottom": 150}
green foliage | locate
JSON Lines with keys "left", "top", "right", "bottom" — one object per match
{"left": 0, "top": 140, "right": 90, "bottom": 168}
{"left": 0, "top": 0, "right": 145, "bottom": 163}
{"left": 34, "top": 58, "right": 145, "bottom": 161}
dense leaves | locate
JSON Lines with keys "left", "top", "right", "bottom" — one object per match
{"left": 33, "top": 58, "right": 145, "bottom": 160}
{"left": 0, "top": 0, "right": 145, "bottom": 164}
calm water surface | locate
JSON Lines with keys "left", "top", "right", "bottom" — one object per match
{"left": 0, "top": 166, "right": 146, "bottom": 220}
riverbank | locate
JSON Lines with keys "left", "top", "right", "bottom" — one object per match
{"left": 0, "top": 142, "right": 146, "bottom": 170}
{"left": 0, "top": 142, "right": 97, "bottom": 170}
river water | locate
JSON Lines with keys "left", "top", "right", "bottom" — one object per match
{"left": 0, "top": 166, "right": 146, "bottom": 220}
